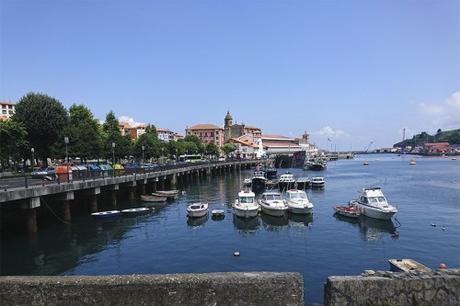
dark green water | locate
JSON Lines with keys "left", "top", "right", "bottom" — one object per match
{"left": 1, "top": 154, "right": 459, "bottom": 304}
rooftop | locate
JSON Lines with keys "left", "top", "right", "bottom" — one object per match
{"left": 187, "top": 123, "right": 223, "bottom": 130}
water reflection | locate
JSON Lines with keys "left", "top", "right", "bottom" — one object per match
{"left": 289, "top": 213, "right": 313, "bottom": 227}
{"left": 187, "top": 215, "right": 208, "bottom": 227}
{"left": 261, "top": 214, "right": 289, "bottom": 230}
{"left": 334, "top": 214, "right": 398, "bottom": 241}
{"left": 232, "top": 215, "right": 260, "bottom": 234}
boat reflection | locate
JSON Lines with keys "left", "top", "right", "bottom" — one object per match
{"left": 232, "top": 215, "right": 260, "bottom": 234}
{"left": 288, "top": 213, "right": 313, "bottom": 227}
{"left": 261, "top": 214, "right": 289, "bottom": 230}
{"left": 334, "top": 214, "right": 398, "bottom": 241}
{"left": 187, "top": 214, "right": 208, "bottom": 227}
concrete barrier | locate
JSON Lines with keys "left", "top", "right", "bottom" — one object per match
{"left": 324, "top": 268, "right": 460, "bottom": 306}
{"left": 0, "top": 272, "right": 304, "bottom": 306}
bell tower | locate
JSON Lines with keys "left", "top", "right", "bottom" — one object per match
{"left": 224, "top": 111, "right": 233, "bottom": 142}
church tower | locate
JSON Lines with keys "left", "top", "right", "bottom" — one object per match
{"left": 224, "top": 111, "right": 233, "bottom": 142}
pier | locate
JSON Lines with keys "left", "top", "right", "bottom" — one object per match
{"left": 0, "top": 159, "right": 266, "bottom": 234}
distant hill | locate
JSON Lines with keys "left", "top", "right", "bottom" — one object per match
{"left": 393, "top": 129, "right": 460, "bottom": 148}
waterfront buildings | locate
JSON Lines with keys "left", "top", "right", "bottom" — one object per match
{"left": 228, "top": 134, "right": 265, "bottom": 159}
{"left": 0, "top": 101, "right": 15, "bottom": 121}
{"left": 223, "top": 111, "right": 262, "bottom": 142}
{"left": 186, "top": 124, "right": 225, "bottom": 147}
{"left": 157, "top": 128, "right": 175, "bottom": 142}
{"left": 119, "top": 121, "right": 146, "bottom": 140}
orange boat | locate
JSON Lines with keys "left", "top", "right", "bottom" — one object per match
{"left": 334, "top": 205, "right": 360, "bottom": 218}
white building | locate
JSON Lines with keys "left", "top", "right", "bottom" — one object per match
{"left": 0, "top": 102, "right": 15, "bottom": 121}
{"left": 157, "top": 128, "right": 175, "bottom": 142}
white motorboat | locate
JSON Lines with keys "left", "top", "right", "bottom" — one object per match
{"left": 243, "top": 178, "right": 252, "bottom": 187}
{"left": 251, "top": 170, "right": 267, "bottom": 192}
{"left": 350, "top": 187, "right": 398, "bottom": 220}
{"left": 187, "top": 202, "right": 209, "bottom": 218}
{"left": 311, "top": 177, "right": 325, "bottom": 188}
{"left": 278, "top": 172, "right": 296, "bottom": 191}
{"left": 91, "top": 210, "right": 121, "bottom": 220}
{"left": 285, "top": 190, "right": 314, "bottom": 214}
{"left": 233, "top": 190, "right": 259, "bottom": 218}
{"left": 121, "top": 207, "right": 150, "bottom": 216}
{"left": 259, "top": 191, "right": 288, "bottom": 217}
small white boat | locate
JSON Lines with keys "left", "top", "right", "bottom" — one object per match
{"left": 295, "top": 177, "right": 311, "bottom": 189}
{"left": 211, "top": 209, "right": 225, "bottom": 219}
{"left": 243, "top": 178, "right": 252, "bottom": 186}
{"left": 285, "top": 190, "right": 314, "bottom": 214}
{"left": 409, "top": 159, "right": 416, "bottom": 165}
{"left": 311, "top": 177, "right": 325, "bottom": 188}
{"left": 278, "top": 172, "right": 296, "bottom": 191}
{"left": 233, "top": 190, "right": 259, "bottom": 218}
{"left": 259, "top": 191, "right": 288, "bottom": 217}
{"left": 121, "top": 207, "right": 150, "bottom": 216}
{"left": 155, "top": 190, "right": 179, "bottom": 198}
{"left": 91, "top": 210, "right": 121, "bottom": 220}
{"left": 389, "top": 259, "right": 431, "bottom": 273}
{"left": 350, "top": 187, "right": 397, "bottom": 220}
{"left": 363, "top": 161, "right": 369, "bottom": 166}
{"left": 187, "top": 203, "right": 209, "bottom": 218}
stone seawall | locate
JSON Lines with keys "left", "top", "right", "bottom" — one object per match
{"left": 0, "top": 272, "right": 303, "bottom": 306}
{"left": 324, "top": 268, "right": 460, "bottom": 306}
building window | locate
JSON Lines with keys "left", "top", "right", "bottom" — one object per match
{"left": 2, "top": 110, "right": 6, "bottom": 114}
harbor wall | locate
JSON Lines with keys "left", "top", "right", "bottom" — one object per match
{"left": 0, "top": 272, "right": 304, "bottom": 306}
{"left": 324, "top": 268, "right": 460, "bottom": 306}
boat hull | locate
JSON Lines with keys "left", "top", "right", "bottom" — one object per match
{"left": 354, "top": 203, "right": 396, "bottom": 220}
{"left": 278, "top": 181, "right": 295, "bottom": 192}
{"left": 251, "top": 178, "right": 266, "bottom": 192}
{"left": 288, "top": 205, "right": 313, "bottom": 215}
{"left": 260, "top": 204, "right": 287, "bottom": 217}
{"left": 187, "top": 210, "right": 208, "bottom": 218}
{"left": 311, "top": 182, "right": 325, "bottom": 188}
{"left": 233, "top": 207, "right": 259, "bottom": 218}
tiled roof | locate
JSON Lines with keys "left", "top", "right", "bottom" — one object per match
{"left": 188, "top": 123, "right": 223, "bottom": 130}
{"left": 261, "top": 134, "right": 294, "bottom": 140}
{"left": 245, "top": 125, "right": 261, "bottom": 130}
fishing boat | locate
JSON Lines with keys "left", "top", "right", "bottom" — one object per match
{"left": 350, "top": 187, "right": 398, "bottom": 220}
{"left": 243, "top": 178, "right": 252, "bottom": 187}
{"left": 334, "top": 205, "right": 360, "bottom": 218}
{"left": 278, "top": 172, "right": 296, "bottom": 191}
{"left": 285, "top": 190, "right": 313, "bottom": 214}
{"left": 140, "top": 195, "right": 168, "bottom": 203}
{"left": 187, "top": 202, "right": 209, "bottom": 218}
{"left": 155, "top": 190, "right": 179, "bottom": 198}
{"left": 251, "top": 170, "right": 267, "bottom": 192}
{"left": 211, "top": 209, "right": 225, "bottom": 220}
{"left": 91, "top": 210, "right": 121, "bottom": 220}
{"left": 233, "top": 190, "right": 259, "bottom": 218}
{"left": 265, "top": 168, "right": 278, "bottom": 180}
{"left": 389, "top": 259, "right": 431, "bottom": 273}
{"left": 259, "top": 191, "right": 288, "bottom": 217}
{"left": 265, "top": 179, "right": 279, "bottom": 190}
{"left": 121, "top": 207, "right": 150, "bottom": 216}
{"left": 296, "top": 177, "right": 311, "bottom": 189}
{"left": 304, "top": 158, "right": 327, "bottom": 171}
{"left": 311, "top": 177, "right": 325, "bottom": 188}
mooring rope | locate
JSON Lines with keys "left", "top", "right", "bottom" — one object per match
{"left": 41, "top": 197, "right": 71, "bottom": 225}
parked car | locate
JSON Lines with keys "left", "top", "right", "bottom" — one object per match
{"left": 31, "top": 167, "right": 55, "bottom": 179}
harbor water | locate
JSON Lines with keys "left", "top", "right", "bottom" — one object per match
{"left": 1, "top": 154, "right": 459, "bottom": 305}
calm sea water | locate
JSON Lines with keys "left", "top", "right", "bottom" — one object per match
{"left": 1, "top": 154, "right": 459, "bottom": 304}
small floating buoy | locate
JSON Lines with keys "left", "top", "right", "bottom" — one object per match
{"left": 233, "top": 251, "right": 240, "bottom": 257}
{"left": 442, "top": 226, "right": 446, "bottom": 231}
{"left": 431, "top": 223, "right": 437, "bottom": 227}
{"left": 438, "top": 263, "right": 448, "bottom": 269}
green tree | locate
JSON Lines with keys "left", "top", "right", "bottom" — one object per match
{"left": 0, "top": 120, "right": 29, "bottom": 170}
{"left": 54, "top": 104, "right": 103, "bottom": 162}
{"left": 13, "top": 92, "right": 68, "bottom": 164}
{"left": 102, "top": 111, "right": 126, "bottom": 162}
{"left": 222, "top": 143, "right": 237, "bottom": 156}
{"left": 205, "top": 143, "right": 220, "bottom": 157}
{"left": 183, "top": 135, "right": 205, "bottom": 153}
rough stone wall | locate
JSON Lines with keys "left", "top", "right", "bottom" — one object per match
{"left": 324, "top": 268, "right": 460, "bottom": 306}
{"left": 0, "top": 272, "right": 303, "bottom": 306}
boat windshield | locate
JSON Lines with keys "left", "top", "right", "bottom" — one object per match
{"left": 263, "top": 194, "right": 283, "bottom": 201}
{"left": 240, "top": 196, "right": 254, "bottom": 203}
{"left": 367, "top": 196, "right": 387, "bottom": 205}
{"left": 290, "top": 193, "right": 307, "bottom": 199}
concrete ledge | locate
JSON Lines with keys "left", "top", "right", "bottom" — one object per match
{"left": 324, "top": 268, "right": 460, "bottom": 306}
{"left": 0, "top": 272, "right": 304, "bottom": 306}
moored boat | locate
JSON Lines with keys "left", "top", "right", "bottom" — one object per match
{"left": 155, "top": 190, "right": 179, "bottom": 198}
{"left": 285, "top": 190, "right": 313, "bottom": 214}
{"left": 265, "top": 168, "right": 278, "bottom": 180}
{"left": 389, "top": 259, "right": 431, "bottom": 273}
{"left": 334, "top": 205, "right": 360, "bottom": 218}
{"left": 251, "top": 170, "right": 267, "bottom": 193}
{"left": 121, "top": 207, "right": 150, "bottom": 216}
{"left": 259, "top": 191, "right": 288, "bottom": 217}
{"left": 304, "top": 158, "right": 327, "bottom": 170}
{"left": 187, "top": 202, "right": 209, "bottom": 218}
{"left": 409, "top": 159, "right": 416, "bottom": 165}
{"left": 140, "top": 195, "right": 168, "bottom": 202}
{"left": 296, "top": 177, "right": 311, "bottom": 189}
{"left": 278, "top": 172, "right": 296, "bottom": 191}
{"left": 350, "top": 187, "right": 397, "bottom": 220}
{"left": 243, "top": 178, "right": 252, "bottom": 187}
{"left": 233, "top": 190, "right": 259, "bottom": 218}
{"left": 91, "top": 210, "right": 121, "bottom": 220}
{"left": 311, "top": 177, "right": 325, "bottom": 188}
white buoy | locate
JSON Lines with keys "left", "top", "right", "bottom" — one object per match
{"left": 233, "top": 251, "right": 240, "bottom": 257}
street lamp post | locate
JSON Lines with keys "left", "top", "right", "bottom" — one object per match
{"left": 142, "top": 145, "right": 145, "bottom": 164}
{"left": 31, "top": 147, "right": 35, "bottom": 168}
{"left": 112, "top": 142, "right": 116, "bottom": 164}
{"left": 64, "top": 136, "right": 69, "bottom": 164}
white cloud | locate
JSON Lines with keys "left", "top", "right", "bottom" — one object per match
{"left": 313, "top": 126, "right": 348, "bottom": 139}
{"left": 418, "top": 91, "right": 460, "bottom": 129}
{"left": 118, "top": 116, "right": 145, "bottom": 128}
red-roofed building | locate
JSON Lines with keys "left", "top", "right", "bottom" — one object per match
{"left": 423, "top": 142, "right": 451, "bottom": 154}
{"left": 186, "top": 124, "right": 224, "bottom": 146}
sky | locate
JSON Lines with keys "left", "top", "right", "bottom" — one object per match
{"left": 1, "top": 0, "right": 459, "bottom": 150}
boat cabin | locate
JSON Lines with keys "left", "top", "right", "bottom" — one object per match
{"left": 261, "top": 192, "right": 283, "bottom": 201}
{"left": 238, "top": 191, "right": 255, "bottom": 203}
{"left": 253, "top": 170, "right": 266, "bottom": 178}
{"left": 286, "top": 190, "right": 308, "bottom": 200}
{"left": 279, "top": 173, "right": 295, "bottom": 182}
{"left": 359, "top": 188, "right": 389, "bottom": 207}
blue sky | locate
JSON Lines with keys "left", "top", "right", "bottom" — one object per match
{"left": 1, "top": 0, "right": 459, "bottom": 150}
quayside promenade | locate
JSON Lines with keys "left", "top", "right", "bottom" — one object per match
{"left": 0, "top": 159, "right": 266, "bottom": 234}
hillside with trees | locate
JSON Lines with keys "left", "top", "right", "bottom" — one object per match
{"left": 393, "top": 129, "right": 460, "bottom": 148}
